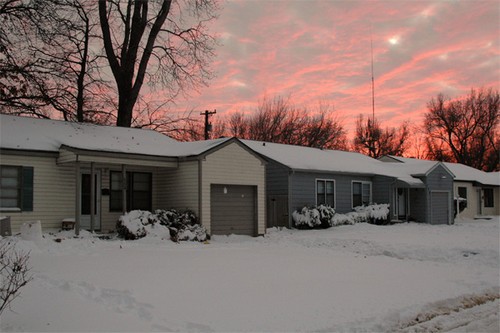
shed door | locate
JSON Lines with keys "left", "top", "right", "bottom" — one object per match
{"left": 268, "top": 195, "right": 289, "bottom": 228}
{"left": 431, "top": 191, "right": 449, "bottom": 225}
{"left": 211, "top": 184, "right": 256, "bottom": 236}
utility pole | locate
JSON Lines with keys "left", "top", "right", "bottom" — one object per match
{"left": 200, "top": 109, "right": 216, "bottom": 140}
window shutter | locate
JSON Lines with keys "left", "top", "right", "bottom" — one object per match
{"left": 22, "top": 167, "right": 34, "bottom": 211}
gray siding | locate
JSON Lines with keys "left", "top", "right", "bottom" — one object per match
{"left": 409, "top": 188, "right": 427, "bottom": 222}
{"left": 424, "top": 164, "right": 454, "bottom": 224}
{"left": 266, "top": 161, "right": 289, "bottom": 196}
{"left": 372, "top": 176, "right": 393, "bottom": 206}
{"left": 289, "top": 172, "right": 372, "bottom": 216}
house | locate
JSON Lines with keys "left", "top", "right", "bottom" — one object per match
{"left": 380, "top": 156, "right": 500, "bottom": 219}
{"left": 242, "top": 140, "right": 455, "bottom": 227}
{"left": 0, "top": 115, "right": 266, "bottom": 236}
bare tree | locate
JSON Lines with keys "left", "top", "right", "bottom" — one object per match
{"left": 98, "top": 0, "right": 218, "bottom": 127}
{"left": 200, "top": 96, "right": 347, "bottom": 149}
{"left": 424, "top": 87, "right": 499, "bottom": 171}
{"left": 0, "top": 0, "right": 110, "bottom": 122}
{"left": 0, "top": 240, "right": 32, "bottom": 316}
{"left": 353, "top": 114, "right": 410, "bottom": 158}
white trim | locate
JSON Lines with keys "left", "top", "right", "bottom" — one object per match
{"left": 315, "top": 178, "right": 336, "bottom": 208}
{"left": 351, "top": 180, "right": 372, "bottom": 208}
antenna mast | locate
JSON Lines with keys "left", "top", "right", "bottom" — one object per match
{"left": 370, "top": 29, "right": 375, "bottom": 123}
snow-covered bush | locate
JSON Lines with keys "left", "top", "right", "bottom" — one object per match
{"left": 354, "top": 204, "right": 390, "bottom": 224}
{"left": 293, "top": 204, "right": 391, "bottom": 229}
{"left": 292, "top": 205, "right": 335, "bottom": 229}
{"left": 116, "top": 210, "right": 153, "bottom": 240}
{"left": 116, "top": 209, "right": 209, "bottom": 242}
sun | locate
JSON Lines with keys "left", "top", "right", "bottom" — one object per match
{"left": 389, "top": 37, "right": 399, "bottom": 45}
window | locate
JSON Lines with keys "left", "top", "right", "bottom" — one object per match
{"left": 110, "top": 171, "right": 152, "bottom": 212}
{"left": 0, "top": 165, "right": 33, "bottom": 211}
{"left": 458, "top": 186, "right": 467, "bottom": 208}
{"left": 484, "top": 188, "right": 494, "bottom": 208}
{"left": 0, "top": 166, "right": 20, "bottom": 209}
{"left": 352, "top": 181, "right": 371, "bottom": 208}
{"left": 316, "top": 180, "right": 335, "bottom": 207}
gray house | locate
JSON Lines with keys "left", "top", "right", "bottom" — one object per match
{"left": 0, "top": 115, "right": 266, "bottom": 236}
{"left": 380, "top": 156, "right": 499, "bottom": 219}
{"left": 243, "top": 140, "right": 455, "bottom": 227}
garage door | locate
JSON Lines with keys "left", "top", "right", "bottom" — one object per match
{"left": 431, "top": 191, "right": 450, "bottom": 225}
{"left": 211, "top": 184, "right": 256, "bottom": 236}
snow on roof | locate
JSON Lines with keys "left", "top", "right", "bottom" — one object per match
{"left": 0, "top": 114, "right": 230, "bottom": 157}
{"left": 443, "top": 162, "right": 499, "bottom": 186}
{"left": 384, "top": 155, "right": 499, "bottom": 186}
{"left": 241, "top": 140, "right": 424, "bottom": 186}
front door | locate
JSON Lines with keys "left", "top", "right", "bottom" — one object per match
{"left": 80, "top": 170, "right": 101, "bottom": 230}
{"left": 397, "top": 188, "right": 406, "bottom": 218}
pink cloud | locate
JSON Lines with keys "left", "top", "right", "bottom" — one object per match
{"left": 164, "top": 0, "right": 499, "bottom": 141}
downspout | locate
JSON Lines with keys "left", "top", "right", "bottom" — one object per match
{"left": 75, "top": 160, "right": 81, "bottom": 237}
{"left": 90, "top": 162, "right": 95, "bottom": 233}
{"left": 288, "top": 169, "right": 293, "bottom": 228}
{"left": 121, "top": 164, "right": 127, "bottom": 215}
{"left": 198, "top": 158, "right": 203, "bottom": 230}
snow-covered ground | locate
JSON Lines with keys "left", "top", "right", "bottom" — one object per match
{"left": 1, "top": 217, "right": 499, "bottom": 332}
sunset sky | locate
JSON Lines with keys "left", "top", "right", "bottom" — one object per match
{"left": 174, "top": 0, "right": 499, "bottom": 134}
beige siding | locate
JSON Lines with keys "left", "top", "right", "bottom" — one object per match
{"left": 454, "top": 182, "right": 478, "bottom": 219}
{"left": 454, "top": 182, "right": 500, "bottom": 218}
{"left": 1, "top": 154, "right": 75, "bottom": 232}
{"left": 201, "top": 143, "right": 266, "bottom": 235}
{"left": 156, "top": 161, "right": 199, "bottom": 215}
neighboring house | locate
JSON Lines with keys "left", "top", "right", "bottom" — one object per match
{"left": 242, "top": 140, "right": 454, "bottom": 227}
{"left": 381, "top": 156, "right": 500, "bottom": 219}
{"left": 0, "top": 115, "right": 266, "bottom": 236}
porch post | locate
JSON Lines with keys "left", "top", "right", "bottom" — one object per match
{"left": 90, "top": 162, "right": 95, "bottom": 233}
{"left": 407, "top": 188, "right": 411, "bottom": 220}
{"left": 75, "top": 161, "right": 81, "bottom": 237}
{"left": 121, "top": 164, "right": 127, "bottom": 215}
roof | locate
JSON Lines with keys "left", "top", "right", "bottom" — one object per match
{"left": 382, "top": 155, "right": 499, "bottom": 186}
{"left": 241, "top": 140, "right": 424, "bottom": 187}
{"left": 0, "top": 114, "right": 231, "bottom": 158}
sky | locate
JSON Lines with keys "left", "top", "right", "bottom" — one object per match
{"left": 173, "top": 0, "right": 499, "bottom": 134}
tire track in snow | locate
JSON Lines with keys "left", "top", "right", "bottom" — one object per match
{"left": 36, "top": 274, "right": 154, "bottom": 321}
{"left": 391, "top": 290, "right": 500, "bottom": 333}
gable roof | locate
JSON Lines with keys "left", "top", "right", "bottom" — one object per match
{"left": 0, "top": 114, "right": 232, "bottom": 158}
{"left": 241, "top": 140, "right": 424, "bottom": 187}
{"left": 382, "top": 155, "right": 498, "bottom": 186}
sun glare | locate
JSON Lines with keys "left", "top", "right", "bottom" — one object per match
{"left": 389, "top": 37, "right": 399, "bottom": 45}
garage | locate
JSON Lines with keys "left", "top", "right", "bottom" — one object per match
{"left": 210, "top": 184, "right": 257, "bottom": 236}
{"left": 430, "top": 191, "right": 450, "bottom": 224}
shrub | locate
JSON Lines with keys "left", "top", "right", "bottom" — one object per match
{"left": 355, "top": 204, "right": 390, "bottom": 224}
{"left": 116, "top": 209, "right": 209, "bottom": 242}
{"left": 292, "top": 204, "right": 390, "bottom": 229}
{"left": 116, "top": 210, "right": 153, "bottom": 240}
{"left": 0, "top": 239, "right": 32, "bottom": 316}
{"left": 292, "top": 205, "right": 335, "bottom": 229}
